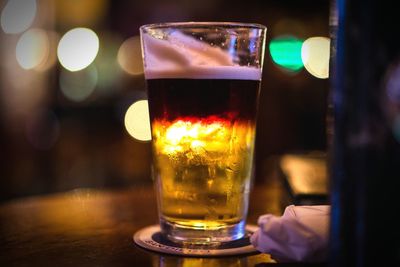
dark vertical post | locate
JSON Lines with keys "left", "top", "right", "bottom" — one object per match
{"left": 330, "top": 0, "right": 400, "bottom": 266}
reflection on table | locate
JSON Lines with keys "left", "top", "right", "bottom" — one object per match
{"left": 0, "top": 175, "right": 303, "bottom": 266}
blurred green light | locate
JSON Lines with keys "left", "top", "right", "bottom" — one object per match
{"left": 269, "top": 37, "right": 304, "bottom": 71}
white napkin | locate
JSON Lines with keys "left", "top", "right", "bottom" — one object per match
{"left": 250, "top": 205, "right": 330, "bottom": 262}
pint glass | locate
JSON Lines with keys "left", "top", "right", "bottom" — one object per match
{"left": 140, "top": 22, "right": 266, "bottom": 243}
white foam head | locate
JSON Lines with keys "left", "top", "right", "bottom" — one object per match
{"left": 142, "top": 31, "right": 261, "bottom": 80}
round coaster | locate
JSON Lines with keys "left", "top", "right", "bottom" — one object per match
{"left": 133, "top": 224, "right": 259, "bottom": 257}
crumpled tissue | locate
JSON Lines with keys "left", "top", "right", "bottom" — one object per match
{"left": 250, "top": 205, "right": 330, "bottom": 262}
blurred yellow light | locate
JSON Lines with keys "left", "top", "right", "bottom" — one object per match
{"left": 1, "top": 0, "right": 36, "bottom": 34}
{"left": 301, "top": 37, "right": 330, "bottom": 79}
{"left": 60, "top": 65, "right": 98, "bottom": 102}
{"left": 117, "top": 36, "right": 144, "bottom": 75}
{"left": 38, "top": 31, "right": 59, "bottom": 71}
{"left": 124, "top": 100, "right": 151, "bottom": 141}
{"left": 16, "top": 29, "right": 49, "bottom": 70}
{"left": 55, "top": 0, "right": 108, "bottom": 27}
{"left": 57, "top": 28, "right": 99, "bottom": 72}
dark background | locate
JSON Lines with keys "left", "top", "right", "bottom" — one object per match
{"left": 0, "top": 0, "right": 329, "bottom": 202}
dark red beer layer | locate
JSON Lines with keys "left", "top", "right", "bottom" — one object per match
{"left": 146, "top": 79, "right": 261, "bottom": 124}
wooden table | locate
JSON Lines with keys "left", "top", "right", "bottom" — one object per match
{"left": 0, "top": 178, "right": 325, "bottom": 266}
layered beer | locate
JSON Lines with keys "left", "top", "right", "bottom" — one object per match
{"left": 146, "top": 67, "right": 261, "bottom": 242}
{"left": 140, "top": 22, "right": 266, "bottom": 243}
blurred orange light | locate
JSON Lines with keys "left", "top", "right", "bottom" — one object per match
{"left": 117, "top": 36, "right": 144, "bottom": 76}
{"left": 55, "top": 0, "right": 108, "bottom": 27}
{"left": 37, "top": 31, "right": 60, "bottom": 71}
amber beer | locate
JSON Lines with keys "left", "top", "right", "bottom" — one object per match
{"left": 140, "top": 22, "right": 266, "bottom": 243}
{"left": 147, "top": 78, "right": 259, "bottom": 241}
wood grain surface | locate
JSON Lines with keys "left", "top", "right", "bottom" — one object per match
{"left": 0, "top": 177, "right": 325, "bottom": 266}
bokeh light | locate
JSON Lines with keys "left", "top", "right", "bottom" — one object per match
{"left": 55, "top": 0, "right": 108, "bottom": 27}
{"left": 57, "top": 27, "right": 99, "bottom": 72}
{"left": 269, "top": 36, "right": 304, "bottom": 72}
{"left": 301, "top": 37, "right": 330, "bottom": 79}
{"left": 95, "top": 33, "right": 123, "bottom": 93}
{"left": 124, "top": 100, "right": 151, "bottom": 141}
{"left": 117, "top": 36, "right": 144, "bottom": 76}
{"left": 60, "top": 65, "right": 98, "bottom": 102}
{"left": 25, "top": 109, "right": 60, "bottom": 150}
{"left": 1, "top": 0, "right": 37, "bottom": 34}
{"left": 16, "top": 29, "right": 49, "bottom": 70}
{"left": 38, "top": 31, "right": 60, "bottom": 71}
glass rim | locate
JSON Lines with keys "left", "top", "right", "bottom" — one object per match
{"left": 140, "top": 21, "right": 267, "bottom": 31}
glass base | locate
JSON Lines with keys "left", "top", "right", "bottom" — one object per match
{"left": 133, "top": 224, "right": 259, "bottom": 256}
{"left": 160, "top": 219, "right": 246, "bottom": 245}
